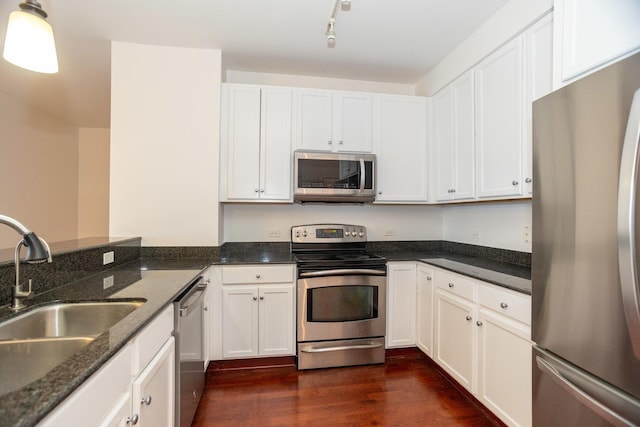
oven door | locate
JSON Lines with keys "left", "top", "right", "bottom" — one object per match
{"left": 297, "top": 273, "right": 386, "bottom": 342}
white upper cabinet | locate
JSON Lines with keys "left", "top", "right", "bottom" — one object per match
{"left": 433, "top": 71, "right": 475, "bottom": 202}
{"left": 294, "top": 89, "right": 373, "bottom": 153}
{"left": 554, "top": 0, "right": 640, "bottom": 86}
{"left": 221, "top": 84, "right": 292, "bottom": 202}
{"left": 523, "top": 13, "right": 554, "bottom": 196}
{"left": 475, "top": 38, "right": 524, "bottom": 199}
{"left": 374, "top": 94, "right": 428, "bottom": 203}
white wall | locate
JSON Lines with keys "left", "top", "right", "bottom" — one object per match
{"left": 415, "top": 0, "right": 553, "bottom": 96}
{"left": 0, "top": 90, "right": 79, "bottom": 249}
{"left": 78, "top": 127, "right": 110, "bottom": 238}
{"left": 223, "top": 204, "right": 443, "bottom": 243}
{"left": 442, "top": 201, "right": 531, "bottom": 252}
{"left": 110, "top": 42, "right": 222, "bottom": 246}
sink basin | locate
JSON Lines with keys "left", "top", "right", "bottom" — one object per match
{"left": 0, "top": 337, "right": 94, "bottom": 395}
{"left": 0, "top": 301, "right": 143, "bottom": 340}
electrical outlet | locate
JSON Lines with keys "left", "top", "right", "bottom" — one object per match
{"left": 472, "top": 231, "right": 481, "bottom": 240}
{"left": 267, "top": 230, "right": 281, "bottom": 238}
{"left": 384, "top": 230, "right": 396, "bottom": 237}
{"left": 103, "top": 275, "right": 114, "bottom": 289}
{"left": 524, "top": 225, "right": 531, "bottom": 243}
{"left": 103, "top": 251, "right": 114, "bottom": 265}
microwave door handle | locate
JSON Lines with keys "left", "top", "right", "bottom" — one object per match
{"left": 359, "top": 158, "right": 365, "bottom": 191}
{"left": 617, "top": 88, "right": 640, "bottom": 359}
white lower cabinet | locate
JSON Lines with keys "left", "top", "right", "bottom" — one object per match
{"left": 415, "top": 265, "right": 434, "bottom": 356}
{"left": 426, "top": 263, "right": 532, "bottom": 427}
{"left": 40, "top": 305, "right": 175, "bottom": 427}
{"left": 386, "top": 262, "right": 417, "bottom": 348}
{"left": 220, "top": 265, "right": 295, "bottom": 359}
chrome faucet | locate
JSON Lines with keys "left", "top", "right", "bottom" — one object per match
{"left": 0, "top": 214, "right": 52, "bottom": 310}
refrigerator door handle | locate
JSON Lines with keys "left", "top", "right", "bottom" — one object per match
{"left": 536, "top": 356, "right": 636, "bottom": 427}
{"left": 617, "top": 88, "right": 640, "bottom": 359}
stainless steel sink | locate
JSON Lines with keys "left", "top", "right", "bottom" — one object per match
{"left": 0, "top": 301, "right": 144, "bottom": 396}
{"left": 0, "top": 301, "right": 143, "bottom": 340}
{"left": 0, "top": 337, "right": 94, "bottom": 395}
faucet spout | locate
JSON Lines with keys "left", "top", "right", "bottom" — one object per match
{"left": 0, "top": 214, "right": 52, "bottom": 310}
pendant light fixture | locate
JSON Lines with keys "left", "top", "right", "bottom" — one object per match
{"left": 3, "top": 0, "right": 58, "bottom": 73}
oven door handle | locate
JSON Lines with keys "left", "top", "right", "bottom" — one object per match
{"left": 300, "top": 342, "right": 384, "bottom": 353}
{"left": 299, "top": 268, "right": 386, "bottom": 278}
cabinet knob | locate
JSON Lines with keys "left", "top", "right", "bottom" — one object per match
{"left": 512, "top": 180, "right": 519, "bottom": 186}
{"left": 378, "top": 191, "right": 382, "bottom": 195}
{"left": 328, "top": 140, "right": 333, "bottom": 145}
{"left": 260, "top": 189, "right": 265, "bottom": 193}
{"left": 426, "top": 276, "right": 432, "bottom": 281}
{"left": 476, "top": 321, "right": 483, "bottom": 327}
{"left": 254, "top": 188, "right": 259, "bottom": 193}
{"left": 141, "top": 395, "right": 152, "bottom": 406}
{"left": 339, "top": 140, "right": 343, "bottom": 144}
{"left": 253, "top": 296, "right": 258, "bottom": 301}
{"left": 500, "top": 302, "right": 508, "bottom": 309}
{"left": 448, "top": 283, "right": 454, "bottom": 288}
{"left": 256, "top": 274, "right": 261, "bottom": 279}
{"left": 525, "top": 177, "right": 532, "bottom": 183}
{"left": 466, "top": 315, "right": 472, "bottom": 321}
{"left": 260, "top": 296, "right": 264, "bottom": 300}
{"left": 126, "top": 415, "right": 139, "bottom": 425}
{"left": 204, "top": 306, "right": 208, "bottom": 312}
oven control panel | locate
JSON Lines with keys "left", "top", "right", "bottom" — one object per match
{"left": 291, "top": 224, "right": 367, "bottom": 243}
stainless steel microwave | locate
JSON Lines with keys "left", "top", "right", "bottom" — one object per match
{"left": 293, "top": 151, "right": 376, "bottom": 203}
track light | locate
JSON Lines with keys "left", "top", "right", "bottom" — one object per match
{"left": 3, "top": 0, "right": 58, "bottom": 73}
{"left": 325, "top": 0, "right": 352, "bottom": 48}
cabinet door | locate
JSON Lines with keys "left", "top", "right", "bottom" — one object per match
{"left": 225, "top": 84, "right": 261, "bottom": 199}
{"left": 523, "top": 13, "right": 553, "bottom": 196}
{"left": 555, "top": 0, "right": 640, "bottom": 85}
{"left": 132, "top": 337, "right": 175, "bottom": 427}
{"left": 222, "top": 286, "right": 259, "bottom": 358}
{"left": 98, "top": 393, "right": 132, "bottom": 427}
{"left": 386, "top": 262, "right": 417, "bottom": 348}
{"left": 416, "top": 265, "right": 434, "bottom": 357}
{"left": 374, "top": 95, "right": 428, "bottom": 202}
{"left": 451, "top": 71, "right": 476, "bottom": 201}
{"left": 433, "top": 87, "right": 455, "bottom": 201}
{"left": 258, "top": 284, "right": 295, "bottom": 356}
{"left": 475, "top": 38, "right": 524, "bottom": 199}
{"left": 260, "top": 87, "right": 293, "bottom": 200}
{"left": 334, "top": 92, "right": 372, "bottom": 152}
{"left": 294, "top": 89, "right": 333, "bottom": 151}
{"left": 477, "top": 309, "right": 532, "bottom": 427}
{"left": 434, "top": 290, "right": 476, "bottom": 393}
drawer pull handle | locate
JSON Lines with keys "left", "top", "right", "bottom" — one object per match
{"left": 466, "top": 315, "right": 472, "bottom": 321}
{"left": 256, "top": 274, "right": 261, "bottom": 279}
{"left": 141, "top": 396, "right": 152, "bottom": 406}
{"left": 448, "top": 283, "right": 454, "bottom": 288}
{"left": 500, "top": 302, "right": 508, "bottom": 309}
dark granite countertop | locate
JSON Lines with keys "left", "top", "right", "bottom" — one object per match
{"left": 0, "top": 258, "right": 209, "bottom": 427}
{"left": 375, "top": 250, "right": 531, "bottom": 295}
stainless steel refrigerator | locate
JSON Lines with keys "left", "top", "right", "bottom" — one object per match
{"left": 532, "top": 52, "right": 640, "bottom": 426}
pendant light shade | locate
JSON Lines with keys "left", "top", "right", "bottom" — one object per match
{"left": 3, "top": 1, "right": 58, "bottom": 74}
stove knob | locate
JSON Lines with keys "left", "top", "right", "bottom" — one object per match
{"left": 351, "top": 231, "right": 357, "bottom": 237}
{"left": 302, "top": 230, "right": 308, "bottom": 237}
{"left": 295, "top": 230, "right": 300, "bottom": 238}
{"left": 358, "top": 231, "right": 364, "bottom": 237}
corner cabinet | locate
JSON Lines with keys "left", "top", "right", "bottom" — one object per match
{"left": 386, "top": 262, "right": 417, "bottom": 348}
{"left": 220, "top": 265, "right": 295, "bottom": 359}
{"left": 433, "top": 71, "right": 475, "bottom": 202}
{"left": 220, "top": 84, "right": 293, "bottom": 202}
{"left": 374, "top": 95, "right": 429, "bottom": 203}
{"left": 293, "top": 89, "right": 372, "bottom": 153}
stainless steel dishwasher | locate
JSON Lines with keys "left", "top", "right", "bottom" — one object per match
{"left": 173, "top": 276, "right": 207, "bottom": 427}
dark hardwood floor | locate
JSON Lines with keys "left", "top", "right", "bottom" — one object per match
{"left": 192, "top": 349, "right": 502, "bottom": 426}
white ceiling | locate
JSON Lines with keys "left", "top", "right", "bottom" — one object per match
{"left": 0, "top": 0, "right": 508, "bottom": 129}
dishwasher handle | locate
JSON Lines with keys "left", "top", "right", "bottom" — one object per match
{"left": 178, "top": 279, "right": 207, "bottom": 317}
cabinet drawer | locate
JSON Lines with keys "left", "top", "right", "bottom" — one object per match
{"left": 435, "top": 270, "right": 476, "bottom": 301}
{"left": 222, "top": 265, "right": 294, "bottom": 284}
{"left": 135, "top": 305, "right": 174, "bottom": 371}
{"left": 478, "top": 282, "right": 530, "bottom": 325}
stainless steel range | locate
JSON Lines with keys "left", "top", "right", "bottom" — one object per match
{"left": 292, "top": 224, "right": 387, "bottom": 370}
